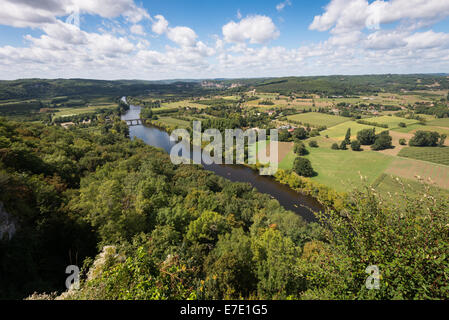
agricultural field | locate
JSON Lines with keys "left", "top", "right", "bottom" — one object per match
{"left": 287, "top": 112, "right": 349, "bottom": 128}
{"left": 392, "top": 123, "right": 449, "bottom": 137}
{"left": 384, "top": 157, "right": 449, "bottom": 189}
{"left": 362, "top": 115, "right": 419, "bottom": 129}
{"left": 155, "top": 116, "right": 190, "bottom": 128}
{"left": 52, "top": 104, "right": 117, "bottom": 118}
{"left": 158, "top": 100, "right": 209, "bottom": 110}
{"left": 278, "top": 137, "right": 395, "bottom": 192}
{"left": 427, "top": 117, "right": 449, "bottom": 127}
{"left": 374, "top": 173, "right": 449, "bottom": 200}
{"left": 398, "top": 147, "right": 449, "bottom": 166}
{"left": 321, "top": 121, "right": 386, "bottom": 140}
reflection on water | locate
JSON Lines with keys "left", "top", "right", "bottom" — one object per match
{"left": 122, "top": 104, "right": 323, "bottom": 222}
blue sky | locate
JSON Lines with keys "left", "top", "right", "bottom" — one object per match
{"left": 1, "top": 0, "right": 449, "bottom": 80}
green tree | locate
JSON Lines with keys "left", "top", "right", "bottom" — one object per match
{"left": 371, "top": 131, "right": 393, "bottom": 151}
{"left": 294, "top": 141, "right": 309, "bottom": 155}
{"left": 344, "top": 128, "right": 351, "bottom": 144}
{"left": 293, "top": 157, "right": 316, "bottom": 177}
{"left": 357, "top": 128, "right": 376, "bottom": 145}
{"left": 409, "top": 131, "right": 440, "bottom": 147}
{"left": 350, "top": 140, "right": 362, "bottom": 151}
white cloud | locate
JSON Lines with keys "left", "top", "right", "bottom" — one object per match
{"left": 276, "top": 0, "right": 292, "bottom": 12}
{"left": 130, "top": 24, "right": 145, "bottom": 35}
{"left": 167, "top": 26, "right": 198, "bottom": 47}
{"left": 0, "top": 0, "right": 150, "bottom": 28}
{"left": 222, "top": 15, "right": 280, "bottom": 44}
{"left": 151, "top": 14, "right": 169, "bottom": 35}
{"left": 310, "top": 0, "right": 449, "bottom": 34}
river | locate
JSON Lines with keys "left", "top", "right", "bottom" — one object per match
{"left": 121, "top": 103, "right": 323, "bottom": 222}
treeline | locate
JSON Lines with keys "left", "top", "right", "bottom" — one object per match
{"left": 0, "top": 79, "right": 208, "bottom": 101}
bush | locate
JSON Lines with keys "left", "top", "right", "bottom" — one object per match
{"left": 339, "top": 141, "right": 347, "bottom": 150}
{"left": 350, "top": 140, "right": 362, "bottom": 151}
{"left": 331, "top": 143, "right": 339, "bottom": 150}
{"left": 399, "top": 138, "right": 407, "bottom": 145}
{"left": 357, "top": 128, "right": 376, "bottom": 145}
{"left": 294, "top": 142, "right": 309, "bottom": 155}
{"left": 293, "top": 157, "right": 317, "bottom": 177}
{"left": 371, "top": 131, "right": 393, "bottom": 151}
{"left": 409, "top": 131, "right": 441, "bottom": 147}
{"left": 308, "top": 140, "right": 319, "bottom": 148}
{"left": 398, "top": 122, "right": 407, "bottom": 128}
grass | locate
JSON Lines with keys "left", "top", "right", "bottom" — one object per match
{"left": 374, "top": 173, "right": 449, "bottom": 200}
{"left": 385, "top": 157, "right": 449, "bottom": 189}
{"left": 277, "top": 137, "right": 394, "bottom": 192}
{"left": 322, "top": 121, "right": 387, "bottom": 140}
{"left": 362, "top": 115, "right": 419, "bottom": 129}
{"left": 156, "top": 100, "right": 208, "bottom": 111}
{"left": 392, "top": 123, "right": 449, "bottom": 136}
{"left": 428, "top": 118, "right": 449, "bottom": 128}
{"left": 156, "top": 117, "right": 190, "bottom": 128}
{"left": 287, "top": 112, "right": 349, "bottom": 128}
{"left": 398, "top": 147, "right": 449, "bottom": 166}
{"left": 53, "top": 104, "right": 117, "bottom": 118}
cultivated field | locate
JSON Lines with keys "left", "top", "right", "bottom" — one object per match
{"left": 321, "top": 121, "right": 386, "bottom": 140}
{"left": 362, "top": 115, "right": 419, "bottom": 129}
{"left": 384, "top": 157, "right": 449, "bottom": 189}
{"left": 287, "top": 112, "right": 349, "bottom": 128}
{"left": 398, "top": 147, "right": 449, "bottom": 166}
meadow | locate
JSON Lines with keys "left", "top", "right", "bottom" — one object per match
{"left": 362, "top": 115, "right": 419, "bottom": 129}
{"left": 287, "top": 112, "right": 349, "bottom": 128}
{"left": 321, "top": 121, "right": 386, "bottom": 140}
{"left": 53, "top": 104, "right": 117, "bottom": 118}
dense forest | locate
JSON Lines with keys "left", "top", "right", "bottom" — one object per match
{"left": 0, "top": 79, "right": 206, "bottom": 101}
{"left": 1, "top": 113, "right": 448, "bottom": 300}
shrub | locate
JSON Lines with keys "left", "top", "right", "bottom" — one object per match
{"left": 399, "top": 138, "right": 407, "bottom": 145}
{"left": 357, "top": 128, "right": 376, "bottom": 145}
{"left": 309, "top": 140, "right": 319, "bottom": 148}
{"left": 398, "top": 122, "right": 407, "bottom": 128}
{"left": 293, "top": 157, "right": 317, "bottom": 177}
{"left": 350, "top": 140, "right": 362, "bottom": 151}
{"left": 294, "top": 142, "right": 309, "bottom": 155}
{"left": 331, "top": 143, "right": 339, "bottom": 150}
{"left": 409, "top": 131, "right": 440, "bottom": 147}
{"left": 371, "top": 131, "right": 393, "bottom": 151}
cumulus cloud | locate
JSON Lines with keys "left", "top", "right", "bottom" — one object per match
{"left": 0, "top": 0, "right": 150, "bottom": 28}
{"left": 167, "top": 26, "right": 198, "bottom": 47}
{"left": 222, "top": 15, "right": 280, "bottom": 44}
{"left": 151, "top": 14, "right": 169, "bottom": 35}
{"left": 310, "top": 0, "right": 449, "bottom": 34}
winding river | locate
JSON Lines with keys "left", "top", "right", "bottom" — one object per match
{"left": 121, "top": 104, "right": 323, "bottom": 222}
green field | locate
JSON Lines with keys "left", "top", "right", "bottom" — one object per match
{"left": 428, "top": 118, "right": 449, "bottom": 128}
{"left": 278, "top": 137, "right": 394, "bottom": 192}
{"left": 392, "top": 123, "right": 449, "bottom": 136}
{"left": 53, "top": 104, "right": 117, "bottom": 118}
{"left": 362, "top": 115, "right": 419, "bottom": 129}
{"left": 156, "top": 117, "right": 190, "bottom": 128}
{"left": 374, "top": 173, "right": 449, "bottom": 200}
{"left": 398, "top": 147, "right": 449, "bottom": 166}
{"left": 322, "top": 121, "right": 387, "bottom": 140}
{"left": 155, "top": 100, "right": 208, "bottom": 112}
{"left": 287, "top": 112, "right": 349, "bottom": 127}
